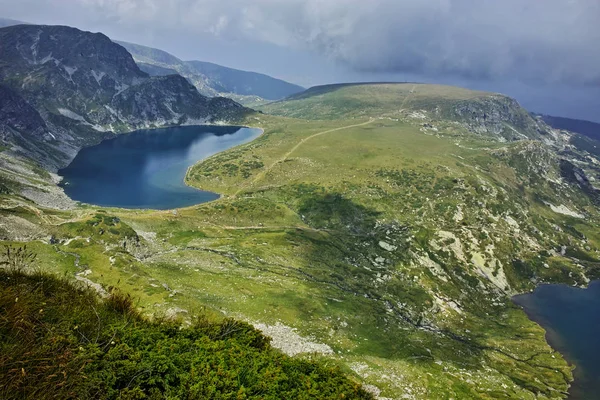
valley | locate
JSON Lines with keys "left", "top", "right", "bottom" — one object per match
{"left": 1, "top": 23, "right": 600, "bottom": 400}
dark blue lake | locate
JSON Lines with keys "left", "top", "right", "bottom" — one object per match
{"left": 59, "top": 125, "right": 261, "bottom": 209}
{"left": 513, "top": 281, "right": 600, "bottom": 399}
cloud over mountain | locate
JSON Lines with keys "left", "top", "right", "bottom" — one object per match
{"left": 37, "top": 0, "right": 597, "bottom": 86}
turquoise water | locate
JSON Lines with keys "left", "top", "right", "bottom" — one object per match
{"left": 513, "top": 281, "right": 600, "bottom": 399}
{"left": 59, "top": 125, "right": 261, "bottom": 209}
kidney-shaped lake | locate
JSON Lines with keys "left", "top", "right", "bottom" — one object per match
{"left": 59, "top": 125, "right": 262, "bottom": 209}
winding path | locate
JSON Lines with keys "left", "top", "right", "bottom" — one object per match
{"left": 399, "top": 84, "right": 417, "bottom": 112}
{"left": 233, "top": 118, "right": 376, "bottom": 197}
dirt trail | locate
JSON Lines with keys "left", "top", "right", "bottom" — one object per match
{"left": 398, "top": 84, "right": 417, "bottom": 113}
{"left": 234, "top": 118, "right": 376, "bottom": 197}
{"left": 220, "top": 224, "right": 325, "bottom": 233}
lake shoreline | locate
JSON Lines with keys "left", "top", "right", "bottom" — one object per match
{"left": 58, "top": 125, "right": 262, "bottom": 210}
{"left": 512, "top": 280, "right": 600, "bottom": 399}
{"left": 182, "top": 125, "right": 265, "bottom": 208}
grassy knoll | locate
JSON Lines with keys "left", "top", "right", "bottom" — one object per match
{"left": 261, "top": 83, "right": 490, "bottom": 120}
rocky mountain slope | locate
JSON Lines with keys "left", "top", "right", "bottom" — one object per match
{"left": 117, "top": 40, "right": 304, "bottom": 103}
{"left": 0, "top": 24, "right": 249, "bottom": 170}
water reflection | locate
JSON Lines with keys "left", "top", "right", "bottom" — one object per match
{"left": 59, "top": 125, "right": 261, "bottom": 209}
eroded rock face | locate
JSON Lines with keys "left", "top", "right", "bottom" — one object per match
{"left": 453, "top": 95, "right": 542, "bottom": 140}
{"left": 0, "top": 24, "right": 250, "bottom": 170}
{"left": 560, "top": 159, "right": 600, "bottom": 204}
{"left": 0, "top": 85, "right": 47, "bottom": 139}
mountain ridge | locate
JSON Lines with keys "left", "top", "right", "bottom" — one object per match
{"left": 539, "top": 114, "right": 600, "bottom": 142}
{"left": 262, "top": 82, "right": 551, "bottom": 141}
{"left": 0, "top": 17, "right": 27, "bottom": 28}
{"left": 116, "top": 40, "right": 304, "bottom": 103}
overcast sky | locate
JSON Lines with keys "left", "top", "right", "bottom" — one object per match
{"left": 2, "top": 0, "right": 599, "bottom": 122}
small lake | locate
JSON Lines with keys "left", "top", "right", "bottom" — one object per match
{"left": 513, "top": 281, "right": 600, "bottom": 399}
{"left": 59, "top": 125, "right": 261, "bottom": 209}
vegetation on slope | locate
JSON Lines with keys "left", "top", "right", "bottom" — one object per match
{"left": 0, "top": 263, "right": 372, "bottom": 399}
{"left": 261, "top": 83, "right": 544, "bottom": 140}
{"left": 1, "top": 83, "right": 598, "bottom": 399}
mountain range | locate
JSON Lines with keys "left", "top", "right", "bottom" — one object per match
{"left": 0, "top": 19, "right": 304, "bottom": 171}
{"left": 116, "top": 40, "right": 304, "bottom": 103}
{"left": 540, "top": 114, "right": 600, "bottom": 142}
{"left": 0, "top": 17, "right": 304, "bottom": 105}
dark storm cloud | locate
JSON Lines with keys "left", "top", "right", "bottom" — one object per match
{"left": 320, "top": 0, "right": 600, "bottom": 86}
{"left": 248, "top": 0, "right": 600, "bottom": 87}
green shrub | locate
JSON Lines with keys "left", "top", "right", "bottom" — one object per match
{"left": 0, "top": 269, "right": 373, "bottom": 400}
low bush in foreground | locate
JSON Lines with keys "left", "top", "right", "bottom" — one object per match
{"left": 0, "top": 269, "right": 372, "bottom": 399}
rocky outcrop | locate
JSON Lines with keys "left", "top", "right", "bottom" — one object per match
{"left": 112, "top": 75, "right": 245, "bottom": 126}
{"left": 560, "top": 159, "right": 600, "bottom": 203}
{"left": 0, "top": 85, "right": 78, "bottom": 166}
{"left": 453, "top": 95, "right": 543, "bottom": 140}
{"left": 0, "top": 85, "right": 47, "bottom": 139}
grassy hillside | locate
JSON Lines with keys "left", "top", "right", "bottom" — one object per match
{"left": 261, "top": 83, "right": 543, "bottom": 140}
{"left": 263, "top": 83, "right": 488, "bottom": 118}
{"left": 0, "top": 266, "right": 372, "bottom": 399}
{"left": 2, "top": 82, "right": 599, "bottom": 398}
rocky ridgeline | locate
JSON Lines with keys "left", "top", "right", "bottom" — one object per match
{"left": 452, "top": 95, "right": 545, "bottom": 141}
{"left": 0, "top": 24, "right": 250, "bottom": 170}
